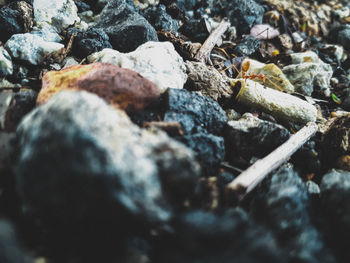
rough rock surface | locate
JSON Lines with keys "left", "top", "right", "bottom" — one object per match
{"left": 95, "top": 0, "right": 158, "bottom": 52}
{"left": 0, "top": 4, "right": 24, "bottom": 42}
{"left": 0, "top": 46, "right": 13, "bottom": 77}
{"left": 88, "top": 41, "right": 187, "bottom": 92}
{"left": 142, "top": 4, "right": 179, "bottom": 32}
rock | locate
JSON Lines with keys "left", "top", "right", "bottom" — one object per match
{"left": 224, "top": 113, "right": 290, "bottom": 161}
{"left": 11, "top": 0, "right": 34, "bottom": 33}
{"left": 0, "top": 132, "right": 15, "bottom": 172}
{"left": 152, "top": 209, "right": 283, "bottom": 263}
{"left": 0, "top": 46, "right": 13, "bottom": 77}
{"left": 5, "top": 33, "right": 64, "bottom": 65}
{"left": 33, "top": 0, "right": 79, "bottom": 32}
{"left": 336, "top": 155, "right": 350, "bottom": 171}
{"left": 0, "top": 5, "right": 24, "bottom": 42}
{"left": 184, "top": 61, "right": 233, "bottom": 102}
{"left": 178, "top": 18, "right": 210, "bottom": 42}
{"left": 88, "top": 41, "right": 187, "bottom": 92}
{"left": 142, "top": 4, "right": 179, "bottom": 32}
{"left": 0, "top": 79, "right": 21, "bottom": 88}
{"left": 75, "top": 0, "right": 90, "bottom": 12}
{"left": 251, "top": 164, "right": 336, "bottom": 263}
{"left": 291, "top": 141, "right": 321, "bottom": 175}
{"left": 282, "top": 51, "right": 333, "bottom": 97}
{"left": 330, "top": 25, "right": 350, "bottom": 52}
{"left": 233, "top": 36, "right": 261, "bottom": 57}
{"left": 66, "top": 28, "right": 112, "bottom": 59}
{"left": 30, "top": 26, "right": 62, "bottom": 42}
{"left": 95, "top": 0, "right": 158, "bottom": 52}
{"left": 37, "top": 63, "right": 161, "bottom": 113}
{"left": 305, "top": 180, "right": 320, "bottom": 196}
{"left": 15, "top": 90, "right": 200, "bottom": 261}
{"left": 320, "top": 169, "right": 350, "bottom": 263}
{"left": 341, "top": 88, "right": 350, "bottom": 111}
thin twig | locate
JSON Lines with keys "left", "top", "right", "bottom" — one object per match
{"left": 194, "top": 18, "right": 230, "bottom": 65}
{"left": 226, "top": 122, "right": 318, "bottom": 202}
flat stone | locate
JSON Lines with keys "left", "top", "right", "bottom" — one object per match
{"left": 88, "top": 41, "right": 187, "bottom": 92}
{"left": 37, "top": 63, "right": 161, "bottom": 113}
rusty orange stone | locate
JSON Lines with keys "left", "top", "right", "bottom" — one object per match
{"left": 37, "top": 63, "right": 161, "bottom": 113}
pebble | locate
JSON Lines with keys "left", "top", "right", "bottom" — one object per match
{"left": 5, "top": 33, "right": 64, "bottom": 65}
{"left": 88, "top": 41, "right": 187, "bottom": 92}
{"left": 38, "top": 63, "right": 161, "bottom": 113}
{"left": 15, "top": 90, "right": 200, "bottom": 261}
{"left": 0, "top": 4, "right": 24, "bottom": 42}
{"left": 95, "top": 0, "right": 158, "bottom": 52}
{"left": 282, "top": 51, "right": 333, "bottom": 96}
{"left": 66, "top": 28, "right": 112, "bottom": 59}
{"left": 0, "top": 46, "right": 13, "bottom": 77}
{"left": 142, "top": 4, "right": 179, "bottom": 32}
{"left": 233, "top": 36, "right": 261, "bottom": 57}
{"left": 330, "top": 25, "right": 350, "bottom": 51}
{"left": 335, "top": 155, "right": 350, "bottom": 171}
{"left": 33, "top": 0, "right": 80, "bottom": 32}
{"left": 320, "top": 169, "right": 350, "bottom": 262}
{"left": 179, "top": 18, "right": 210, "bottom": 42}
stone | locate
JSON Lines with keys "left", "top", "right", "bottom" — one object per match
{"left": 33, "top": 0, "right": 80, "bottom": 32}
{"left": 330, "top": 25, "right": 350, "bottom": 52}
{"left": 233, "top": 36, "right": 261, "bottom": 57}
{"left": 282, "top": 51, "right": 333, "bottom": 96}
{"left": 320, "top": 169, "right": 350, "bottom": 262}
{"left": 95, "top": 0, "right": 158, "bottom": 52}
{"left": 37, "top": 63, "right": 161, "bottom": 113}
{"left": 15, "top": 90, "right": 200, "bottom": 261}
{"left": 142, "top": 4, "right": 179, "bottom": 32}
{"left": 0, "top": 5, "right": 24, "bottom": 42}
{"left": 66, "top": 28, "right": 112, "bottom": 59}
{"left": 0, "top": 46, "right": 13, "bottom": 77}
{"left": 336, "top": 155, "right": 350, "bottom": 171}
{"left": 185, "top": 61, "right": 233, "bottom": 101}
{"left": 305, "top": 180, "right": 320, "bottom": 196}
{"left": 88, "top": 41, "right": 187, "bottom": 92}
{"left": 0, "top": 132, "right": 15, "bottom": 172}
{"left": 224, "top": 113, "right": 290, "bottom": 161}
{"left": 5, "top": 33, "right": 64, "bottom": 66}
{"left": 11, "top": 0, "right": 34, "bottom": 33}
{"left": 178, "top": 18, "right": 210, "bottom": 42}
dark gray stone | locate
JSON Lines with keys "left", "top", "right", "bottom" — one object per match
{"left": 233, "top": 35, "right": 261, "bottom": 57}
{"left": 0, "top": 6, "right": 23, "bottom": 42}
{"left": 95, "top": 0, "right": 158, "bottom": 52}
{"left": 178, "top": 18, "right": 210, "bottom": 42}
{"left": 142, "top": 4, "right": 179, "bottom": 32}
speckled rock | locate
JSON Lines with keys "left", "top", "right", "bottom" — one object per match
{"left": 33, "top": 0, "right": 79, "bottom": 32}
{"left": 88, "top": 41, "right": 187, "bottom": 92}
{"left": 0, "top": 46, "right": 13, "bottom": 77}
{"left": 95, "top": 0, "right": 158, "bottom": 52}
{"left": 37, "top": 63, "right": 161, "bottom": 113}
{"left": 15, "top": 90, "right": 200, "bottom": 261}
{"left": 142, "top": 4, "right": 179, "bottom": 32}
{"left": 5, "top": 33, "right": 64, "bottom": 65}
{"left": 0, "top": 4, "right": 24, "bottom": 42}
{"left": 283, "top": 51, "right": 333, "bottom": 96}
{"left": 233, "top": 36, "right": 261, "bottom": 57}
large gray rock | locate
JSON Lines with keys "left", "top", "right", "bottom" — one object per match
{"left": 95, "top": 0, "right": 158, "bottom": 52}
{"left": 0, "top": 46, "right": 13, "bottom": 77}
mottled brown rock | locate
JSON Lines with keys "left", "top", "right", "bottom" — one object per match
{"left": 37, "top": 63, "right": 161, "bottom": 113}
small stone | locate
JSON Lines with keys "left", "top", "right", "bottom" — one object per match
{"left": 178, "top": 18, "right": 210, "bottom": 42}
{"left": 67, "top": 28, "right": 112, "bottom": 58}
{"left": 37, "top": 63, "right": 161, "bottom": 113}
{"left": 330, "top": 25, "right": 350, "bottom": 52}
{"left": 88, "top": 41, "right": 187, "bottom": 92}
{"left": 5, "top": 33, "right": 64, "bottom": 65}
{"left": 0, "top": 46, "right": 13, "bottom": 77}
{"left": 185, "top": 61, "right": 233, "bottom": 101}
{"left": 233, "top": 36, "right": 260, "bottom": 57}
{"left": 142, "top": 4, "right": 179, "bottom": 32}
{"left": 13, "top": 1, "right": 34, "bottom": 32}
{"left": 283, "top": 51, "right": 333, "bottom": 96}
{"left": 336, "top": 155, "right": 350, "bottom": 171}
{"left": 305, "top": 180, "right": 320, "bottom": 196}
{"left": 0, "top": 5, "right": 24, "bottom": 42}
{"left": 33, "top": 0, "right": 80, "bottom": 32}
{"left": 0, "top": 132, "right": 15, "bottom": 172}
{"left": 95, "top": 0, "right": 158, "bottom": 52}
{"left": 224, "top": 113, "right": 290, "bottom": 160}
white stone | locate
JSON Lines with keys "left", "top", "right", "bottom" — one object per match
{"left": 33, "top": 0, "right": 80, "bottom": 32}
{"left": 5, "top": 33, "right": 64, "bottom": 66}
{"left": 0, "top": 46, "right": 13, "bottom": 77}
{"left": 88, "top": 41, "right": 187, "bottom": 92}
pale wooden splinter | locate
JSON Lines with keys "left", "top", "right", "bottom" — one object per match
{"left": 226, "top": 122, "right": 318, "bottom": 202}
{"left": 195, "top": 18, "right": 231, "bottom": 65}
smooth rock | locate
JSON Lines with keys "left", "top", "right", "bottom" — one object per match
{"left": 0, "top": 5, "right": 24, "bottom": 42}
{"left": 67, "top": 28, "right": 112, "bottom": 58}
{"left": 142, "top": 4, "right": 179, "bottom": 32}
{"left": 5, "top": 33, "right": 64, "bottom": 65}
{"left": 282, "top": 51, "right": 333, "bottom": 96}
{"left": 0, "top": 46, "right": 13, "bottom": 77}
{"left": 15, "top": 90, "right": 200, "bottom": 261}
{"left": 224, "top": 113, "right": 290, "bottom": 160}
{"left": 33, "top": 0, "right": 79, "bottom": 32}
{"left": 37, "top": 63, "right": 161, "bottom": 113}
{"left": 95, "top": 0, "right": 158, "bottom": 52}
{"left": 88, "top": 41, "right": 187, "bottom": 92}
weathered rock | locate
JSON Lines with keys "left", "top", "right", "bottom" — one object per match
{"left": 11, "top": 1, "right": 33, "bottom": 32}
{"left": 0, "top": 46, "right": 13, "bottom": 77}
{"left": 0, "top": 5, "right": 24, "bottom": 42}
{"left": 305, "top": 180, "right": 320, "bottom": 196}
{"left": 142, "top": 4, "right": 179, "bottom": 32}
{"left": 282, "top": 51, "right": 333, "bottom": 96}
{"left": 291, "top": 140, "right": 321, "bottom": 175}
{"left": 329, "top": 25, "right": 350, "bottom": 52}
{"left": 233, "top": 36, "right": 260, "bottom": 57}
{"left": 185, "top": 61, "right": 233, "bottom": 101}
{"left": 37, "top": 63, "right": 161, "bottom": 113}
{"left": 95, "top": 0, "right": 158, "bottom": 52}
{"left": 33, "top": 0, "right": 79, "bottom": 32}
{"left": 178, "top": 18, "right": 210, "bottom": 42}
{"left": 224, "top": 113, "right": 290, "bottom": 161}
{"left": 66, "top": 28, "right": 112, "bottom": 58}
{"left": 5, "top": 33, "right": 64, "bottom": 65}
{"left": 88, "top": 41, "right": 187, "bottom": 92}
{"left": 336, "top": 155, "right": 350, "bottom": 171}
{"left": 251, "top": 164, "right": 336, "bottom": 263}
{"left": 320, "top": 169, "right": 350, "bottom": 263}
{"left": 15, "top": 90, "right": 200, "bottom": 261}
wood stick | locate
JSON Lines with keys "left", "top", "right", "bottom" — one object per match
{"left": 194, "top": 18, "right": 230, "bottom": 65}
{"left": 226, "top": 122, "right": 318, "bottom": 202}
